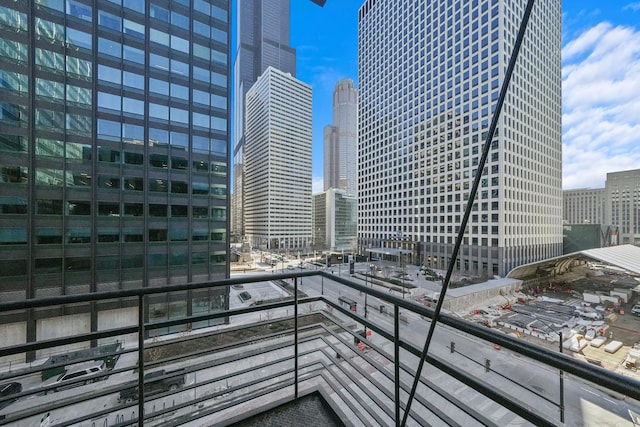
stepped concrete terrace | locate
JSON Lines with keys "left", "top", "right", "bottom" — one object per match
{"left": 1, "top": 270, "right": 639, "bottom": 426}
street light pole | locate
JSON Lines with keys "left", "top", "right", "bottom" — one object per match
{"left": 364, "top": 271, "right": 369, "bottom": 318}
{"left": 401, "top": 251, "right": 405, "bottom": 299}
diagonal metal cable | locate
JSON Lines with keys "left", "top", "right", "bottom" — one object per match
{"left": 400, "top": 0, "right": 537, "bottom": 424}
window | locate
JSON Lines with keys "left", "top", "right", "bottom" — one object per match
{"left": 171, "top": 205, "right": 188, "bottom": 217}
{"left": 124, "top": 152, "right": 143, "bottom": 165}
{"left": 148, "top": 204, "right": 167, "bottom": 217}
{"left": 124, "top": 203, "right": 143, "bottom": 216}
{"left": 67, "top": 201, "right": 90, "bottom": 215}
{"left": 125, "top": 178, "right": 143, "bottom": 191}
{"left": 98, "top": 203, "right": 119, "bottom": 216}
{"left": 150, "top": 154, "right": 168, "bottom": 168}
{"left": 171, "top": 181, "right": 188, "bottom": 194}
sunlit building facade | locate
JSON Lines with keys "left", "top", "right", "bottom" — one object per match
{"left": 357, "top": 0, "right": 563, "bottom": 276}
{"left": 244, "top": 67, "right": 312, "bottom": 252}
{"left": 0, "top": 0, "right": 231, "bottom": 349}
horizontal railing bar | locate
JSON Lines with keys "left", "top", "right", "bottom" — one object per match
{"left": 1, "top": 269, "right": 639, "bottom": 421}
{"left": 0, "top": 271, "right": 321, "bottom": 311}
{"left": 0, "top": 296, "right": 321, "bottom": 358}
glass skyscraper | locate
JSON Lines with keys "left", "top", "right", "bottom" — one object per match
{"left": 0, "top": 0, "right": 231, "bottom": 350}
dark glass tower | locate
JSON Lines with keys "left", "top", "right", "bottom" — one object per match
{"left": 0, "top": 0, "right": 231, "bottom": 350}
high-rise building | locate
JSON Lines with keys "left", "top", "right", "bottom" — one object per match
{"left": 313, "top": 189, "right": 357, "bottom": 252}
{"left": 563, "top": 188, "right": 606, "bottom": 224}
{"left": 324, "top": 78, "right": 357, "bottom": 196}
{"left": 357, "top": 0, "right": 563, "bottom": 277}
{"left": 0, "top": 0, "right": 231, "bottom": 342}
{"left": 244, "top": 67, "right": 312, "bottom": 251}
{"left": 605, "top": 168, "right": 640, "bottom": 246}
{"left": 232, "top": 0, "right": 296, "bottom": 241}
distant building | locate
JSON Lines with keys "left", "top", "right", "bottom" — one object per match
{"left": 232, "top": 0, "right": 297, "bottom": 241}
{"left": 563, "top": 189, "right": 605, "bottom": 225}
{"left": 605, "top": 169, "right": 640, "bottom": 246}
{"left": 313, "top": 189, "right": 357, "bottom": 252}
{"left": 563, "top": 224, "right": 619, "bottom": 253}
{"left": 563, "top": 168, "right": 640, "bottom": 247}
{"left": 232, "top": 0, "right": 326, "bottom": 241}
{"left": 244, "top": 67, "right": 312, "bottom": 252}
{"left": 324, "top": 78, "right": 358, "bottom": 196}
{"left": 313, "top": 193, "right": 328, "bottom": 250}
{"left": 357, "top": 0, "right": 563, "bottom": 277}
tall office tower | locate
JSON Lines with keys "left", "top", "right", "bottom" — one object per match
{"left": 232, "top": 0, "right": 296, "bottom": 241}
{"left": 244, "top": 67, "right": 312, "bottom": 252}
{"left": 357, "top": 0, "right": 563, "bottom": 277}
{"left": 324, "top": 78, "right": 358, "bottom": 196}
{"left": 0, "top": 0, "right": 231, "bottom": 346}
{"left": 563, "top": 189, "right": 606, "bottom": 224}
{"left": 605, "top": 169, "right": 640, "bottom": 246}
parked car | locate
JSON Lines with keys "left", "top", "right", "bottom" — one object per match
{"left": 0, "top": 382, "right": 22, "bottom": 398}
{"left": 631, "top": 304, "right": 640, "bottom": 316}
{"left": 43, "top": 362, "right": 106, "bottom": 394}
{"left": 118, "top": 369, "right": 186, "bottom": 403}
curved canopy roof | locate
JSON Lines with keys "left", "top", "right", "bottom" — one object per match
{"left": 507, "top": 244, "right": 640, "bottom": 280}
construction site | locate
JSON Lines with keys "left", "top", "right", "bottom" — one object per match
{"left": 462, "top": 254, "right": 640, "bottom": 382}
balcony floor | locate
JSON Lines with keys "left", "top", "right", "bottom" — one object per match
{"left": 230, "top": 391, "right": 345, "bottom": 427}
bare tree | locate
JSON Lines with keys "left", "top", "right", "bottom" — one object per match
{"left": 303, "top": 302, "right": 317, "bottom": 315}
{"left": 382, "top": 266, "right": 391, "bottom": 279}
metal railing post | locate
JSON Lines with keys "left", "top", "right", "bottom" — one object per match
{"left": 294, "top": 276, "right": 299, "bottom": 399}
{"left": 137, "top": 295, "right": 145, "bottom": 427}
{"left": 559, "top": 331, "right": 564, "bottom": 424}
{"left": 394, "top": 305, "right": 401, "bottom": 426}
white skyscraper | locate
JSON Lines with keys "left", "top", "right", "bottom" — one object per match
{"left": 244, "top": 67, "right": 313, "bottom": 251}
{"left": 324, "top": 78, "right": 358, "bottom": 196}
{"left": 357, "top": 0, "right": 563, "bottom": 276}
{"left": 232, "top": 0, "right": 297, "bottom": 241}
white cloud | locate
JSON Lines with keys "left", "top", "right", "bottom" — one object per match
{"left": 312, "top": 176, "right": 324, "bottom": 194}
{"left": 308, "top": 64, "right": 346, "bottom": 94}
{"left": 623, "top": 2, "right": 640, "bottom": 11}
{"left": 562, "top": 23, "right": 640, "bottom": 189}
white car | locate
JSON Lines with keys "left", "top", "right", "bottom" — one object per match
{"left": 631, "top": 304, "right": 640, "bottom": 316}
{"left": 43, "top": 362, "right": 106, "bottom": 394}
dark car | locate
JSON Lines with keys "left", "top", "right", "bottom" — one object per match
{"left": 0, "top": 382, "right": 22, "bottom": 397}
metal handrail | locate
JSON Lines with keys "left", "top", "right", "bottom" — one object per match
{"left": 1, "top": 270, "right": 639, "bottom": 426}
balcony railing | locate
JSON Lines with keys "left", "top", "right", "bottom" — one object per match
{"left": 1, "top": 270, "right": 639, "bottom": 426}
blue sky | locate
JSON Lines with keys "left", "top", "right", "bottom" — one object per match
{"left": 279, "top": 1, "right": 640, "bottom": 192}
